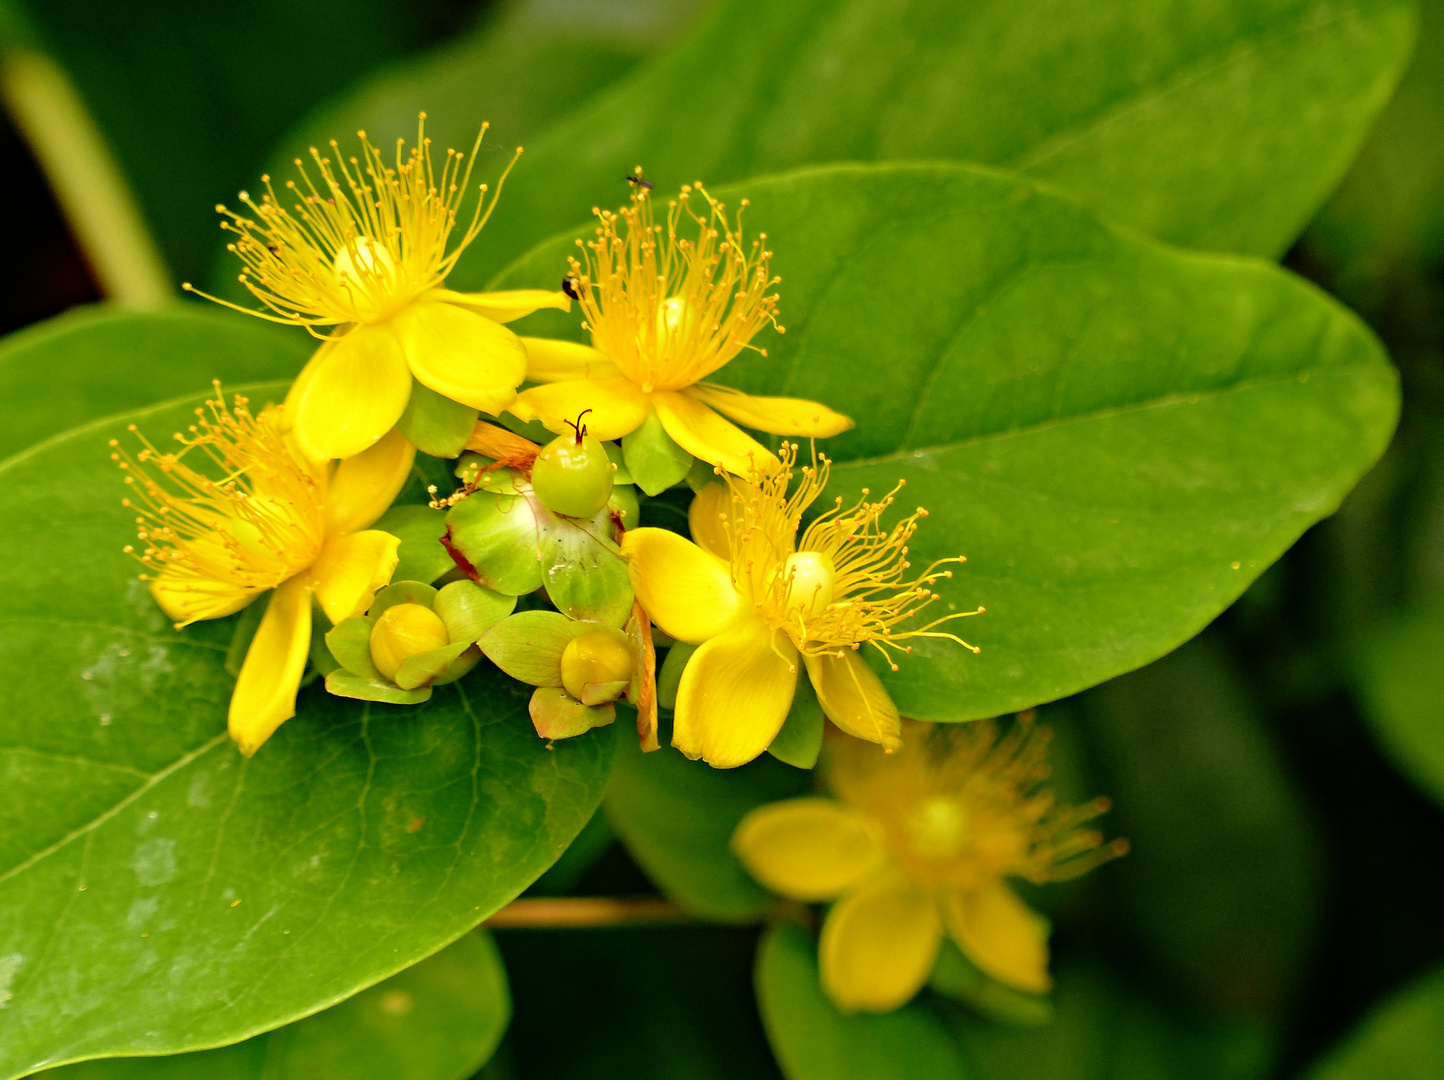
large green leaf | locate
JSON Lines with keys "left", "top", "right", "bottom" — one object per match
{"left": 39, "top": 930, "right": 510, "bottom": 1080}
{"left": 755, "top": 923, "right": 970, "bottom": 1080}
{"left": 494, "top": 163, "right": 1399, "bottom": 721}
{"left": 443, "top": 0, "right": 1415, "bottom": 287}
{"left": 1354, "top": 601, "right": 1444, "bottom": 806}
{"left": 0, "top": 390, "right": 613, "bottom": 1078}
{"left": 955, "top": 957, "right": 1270, "bottom": 1080}
{"left": 1300, "top": 965, "right": 1444, "bottom": 1080}
{"left": 1077, "top": 633, "right": 1323, "bottom": 1022}
{"left": 603, "top": 714, "right": 808, "bottom": 921}
{"left": 0, "top": 304, "right": 308, "bottom": 463}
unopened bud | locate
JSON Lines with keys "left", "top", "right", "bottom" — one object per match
{"left": 560, "top": 627, "right": 634, "bottom": 704}
{"left": 370, "top": 603, "right": 449, "bottom": 682}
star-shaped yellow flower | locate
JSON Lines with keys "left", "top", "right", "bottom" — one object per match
{"left": 622, "top": 445, "right": 979, "bottom": 767}
{"left": 734, "top": 718, "right": 1127, "bottom": 1013}
{"left": 511, "top": 181, "right": 852, "bottom": 475}
{"left": 187, "top": 116, "right": 569, "bottom": 462}
{"left": 115, "top": 390, "right": 412, "bottom": 754}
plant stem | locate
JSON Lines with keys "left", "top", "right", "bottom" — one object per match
{"left": 0, "top": 51, "right": 171, "bottom": 305}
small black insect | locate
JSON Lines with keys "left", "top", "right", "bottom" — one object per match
{"left": 561, "top": 275, "right": 581, "bottom": 301}
{"left": 624, "top": 171, "right": 654, "bottom": 191}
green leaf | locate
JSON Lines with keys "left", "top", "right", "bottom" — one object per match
{"left": 604, "top": 718, "right": 808, "bottom": 921}
{"left": 0, "top": 391, "right": 613, "bottom": 1076}
{"left": 434, "top": 580, "right": 516, "bottom": 644}
{"left": 756, "top": 923, "right": 970, "bottom": 1080}
{"left": 37, "top": 930, "right": 511, "bottom": 1080}
{"left": 370, "top": 580, "right": 440, "bottom": 617}
{"left": 1353, "top": 601, "right": 1444, "bottom": 807}
{"left": 325, "top": 669, "right": 432, "bottom": 705}
{"left": 1302, "top": 964, "right": 1444, "bottom": 1080}
{"left": 445, "top": 486, "right": 546, "bottom": 595}
{"left": 767, "top": 673, "right": 824, "bottom": 770}
{"left": 395, "top": 379, "right": 478, "bottom": 459}
{"left": 495, "top": 164, "right": 1399, "bottom": 721}
{"left": 928, "top": 939, "right": 1054, "bottom": 1028}
{"left": 375, "top": 505, "right": 454, "bottom": 586}
{"left": 326, "top": 617, "right": 381, "bottom": 678}
{"left": 954, "top": 957, "right": 1272, "bottom": 1080}
{"left": 622, "top": 411, "right": 693, "bottom": 496}
{"left": 655, "top": 642, "right": 695, "bottom": 710}
{"left": 455, "top": 0, "right": 1416, "bottom": 286}
{"left": 477, "top": 610, "right": 580, "bottom": 687}
{"left": 1078, "top": 633, "right": 1323, "bottom": 1021}
{"left": 538, "top": 517, "right": 634, "bottom": 626}
{"left": 530, "top": 686, "right": 616, "bottom": 741}
{"left": 0, "top": 305, "right": 308, "bottom": 463}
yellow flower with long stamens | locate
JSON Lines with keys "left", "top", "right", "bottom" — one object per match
{"left": 734, "top": 718, "right": 1128, "bottom": 1013}
{"left": 114, "top": 389, "right": 413, "bottom": 754}
{"left": 186, "top": 115, "right": 569, "bottom": 462}
{"left": 510, "top": 182, "right": 853, "bottom": 474}
{"left": 621, "top": 444, "right": 980, "bottom": 767}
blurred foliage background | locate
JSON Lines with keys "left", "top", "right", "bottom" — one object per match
{"left": 0, "top": 0, "right": 1441, "bottom": 1077}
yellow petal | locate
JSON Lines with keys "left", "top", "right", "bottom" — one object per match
{"left": 732, "top": 798, "right": 887, "bottom": 901}
{"left": 392, "top": 298, "right": 527, "bottom": 414}
{"left": 149, "top": 564, "right": 258, "bottom": 625}
{"left": 674, "top": 613, "right": 798, "bottom": 768}
{"left": 689, "top": 384, "right": 855, "bottom": 438}
{"left": 309, "top": 529, "right": 401, "bottom": 625}
{"left": 620, "top": 527, "right": 742, "bottom": 643}
{"left": 820, "top": 873, "right": 942, "bottom": 1013}
{"left": 293, "top": 323, "right": 412, "bottom": 462}
{"left": 432, "top": 288, "right": 571, "bottom": 324}
{"left": 520, "top": 337, "right": 623, "bottom": 383}
{"left": 326, "top": 427, "right": 415, "bottom": 536}
{"left": 283, "top": 340, "right": 327, "bottom": 415}
{"left": 510, "top": 377, "right": 650, "bottom": 441}
{"left": 229, "top": 574, "right": 312, "bottom": 756}
{"left": 652, "top": 390, "right": 775, "bottom": 475}
{"left": 944, "top": 883, "right": 1053, "bottom": 995}
{"left": 804, "top": 649, "right": 902, "bottom": 751}
{"left": 686, "top": 482, "right": 732, "bottom": 560}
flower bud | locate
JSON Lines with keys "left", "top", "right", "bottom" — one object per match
{"left": 560, "top": 627, "right": 634, "bottom": 704}
{"left": 370, "top": 603, "right": 450, "bottom": 682}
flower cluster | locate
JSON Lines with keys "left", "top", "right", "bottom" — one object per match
{"left": 112, "top": 115, "right": 1116, "bottom": 1010}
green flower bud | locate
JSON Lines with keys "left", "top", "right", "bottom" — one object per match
{"left": 560, "top": 626, "right": 634, "bottom": 705}
{"left": 532, "top": 419, "right": 615, "bottom": 519}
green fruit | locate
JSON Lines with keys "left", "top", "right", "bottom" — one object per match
{"left": 532, "top": 431, "right": 615, "bottom": 518}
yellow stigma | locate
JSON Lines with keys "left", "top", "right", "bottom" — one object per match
{"left": 370, "top": 603, "right": 450, "bottom": 682}
{"left": 187, "top": 114, "right": 518, "bottom": 329}
{"left": 834, "top": 717, "right": 1130, "bottom": 893}
{"left": 111, "top": 386, "right": 325, "bottom": 625}
{"left": 566, "top": 180, "right": 781, "bottom": 393}
{"left": 718, "top": 443, "right": 981, "bottom": 667}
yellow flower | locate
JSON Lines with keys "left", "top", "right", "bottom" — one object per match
{"left": 114, "top": 389, "right": 413, "bottom": 754}
{"left": 734, "top": 718, "right": 1128, "bottom": 1013}
{"left": 510, "top": 181, "right": 853, "bottom": 474}
{"left": 621, "top": 444, "right": 979, "bottom": 767}
{"left": 186, "top": 115, "right": 569, "bottom": 462}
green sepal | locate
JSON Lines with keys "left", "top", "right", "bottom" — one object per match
{"left": 929, "top": 938, "right": 1054, "bottom": 1027}
{"left": 369, "top": 581, "right": 439, "bottom": 618}
{"left": 538, "top": 515, "right": 633, "bottom": 626}
{"left": 325, "top": 669, "right": 433, "bottom": 705}
{"left": 579, "top": 678, "right": 630, "bottom": 707}
{"left": 225, "top": 591, "right": 269, "bottom": 678}
{"left": 396, "top": 640, "right": 477, "bottom": 691}
{"left": 477, "top": 610, "right": 586, "bottom": 687}
{"left": 325, "top": 616, "right": 379, "bottom": 678}
{"left": 445, "top": 484, "right": 546, "bottom": 595}
{"left": 431, "top": 645, "right": 483, "bottom": 687}
{"left": 684, "top": 456, "right": 719, "bottom": 493}
{"left": 767, "top": 671, "right": 824, "bottom": 770}
{"left": 529, "top": 686, "right": 616, "bottom": 740}
{"left": 622, "top": 410, "right": 692, "bottom": 495}
{"left": 604, "top": 441, "right": 633, "bottom": 484}
{"left": 394, "top": 378, "right": 479, "bottom": 458}
{"left": 435, "top": 579, "right": 516, "bottom": 643}
{"left": 609, "top": 483, "right": 640, "bottom": 530}
{"left": 656, "top": 642, "right": 697, "bottom": 710}
{"left": 498, "top": 412, "right": 554, "bottom": 445}
{"left": 375, "top": 504, "right": 454, "bottom": 585}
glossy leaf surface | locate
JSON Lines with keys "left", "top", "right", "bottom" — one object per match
{"left": 0, "top": 391, "right": 612, "bottom": 1078}
{"left": 495, "top": 164, "right": 1399, "bottom": 721}
{"left": 1354, "top": 602, "right": 1444, "bottom": 807}
{"left": 1302, "top": 965, "right": 1444, "bottom": 1080}
{"left": 39, "top": 931, "right": 510, "bottom": 1080}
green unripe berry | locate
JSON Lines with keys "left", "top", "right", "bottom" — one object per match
{"left": 370, "top": 603, "right": 450, "bottom": 682}
{"left": 560, "top": 627, "right": 634, "bottom": 704}
{"left": 532, "top": 420, "right": 615, "bottom": 519}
